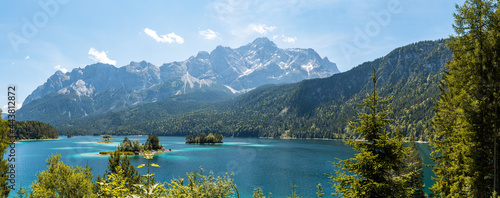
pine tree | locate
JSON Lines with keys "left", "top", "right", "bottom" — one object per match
{"left": 0, "top": 110, "right": 12, "bottom": 197}
{"left": 330, "top": 70, "right": 420, "bottom": 197}
{"left": 97, "top": 150, "right": 142, "bottom": 194}
{"left": 430, "top": 0, "right": 500, "bottom": 197}
{"left": 406, "top": 135, "right": 425, "bottom": 198}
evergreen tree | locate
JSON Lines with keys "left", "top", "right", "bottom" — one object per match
{"left": 99, "top": 150, "right": 142, "bottom": 193}
{"left": 0, "top": 110, "right": 11, "bottom": 197}
{"left": 430, "top": 0, "right": 500, "bottom": 196}
{"left": 406, "top": 135, "right": 425, "bottom": 198}
{"left": 330, "top": 70, "right": 421, "bottom": 197}
{"left": 144, "top": 134, "right": 162, "bottom": 150}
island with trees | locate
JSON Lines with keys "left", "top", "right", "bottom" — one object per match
{"left": 15, "top": 121, "right": 59, "bottom": 140}
{"left": 99, "top": 135, "right": 168, "bottom": 156}
{"left": 97, "top": 135, "right": 113, "bottom": 143}
{"left": 185, "top": 133, "right": 223, "bottom": 144}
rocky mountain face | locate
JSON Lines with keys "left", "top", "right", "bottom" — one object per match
{"left": 18, "top": 37, "right": 339, "bottom": 123}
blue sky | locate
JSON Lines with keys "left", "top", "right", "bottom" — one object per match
{"left": 1, "top": 0, "right": 464, "bottom": 112}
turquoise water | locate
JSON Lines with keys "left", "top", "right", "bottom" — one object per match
{"left": 8, "top": 136, "right": 434, "bottom": 197}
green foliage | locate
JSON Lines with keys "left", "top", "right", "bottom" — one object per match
{"left": 101, "top": 135, "right": 111, "bottom": 142}
{"left": 165, "top": 168, "right": 237, "bottom": 197}
{"left": 30, "top": 154, "right": 96, "bottom": 197}
{"left": 99, "top": 151, "right": 135, "bottom": 155}
{"left": 102, "top": 150, "right": 142, "bottom": 191}
{"left": 330, "top": 71, "right": 423, "bottom": 198}
{"left": 137, "top": 153, "right": 160, "bottom": 186}
{"left": 144, "top": 135, "right": 163, "bottom": 151}
{"left": 12, "top": 185, "right": 30, "bottom": 198}
{"left": 98, "top": 135, "right": 113, "bottom": 143}
{"left": 186, "top": 133, "right": 223, "bottom": 144}
{"left": 0, "top": 115, "right": 12, "bottom": 197}
{"left": 406, "top": 135, "right": 425, "bottom": 198}
{"left": 253, "top": 187, "right": 265, "bottom": 198}
{"left": 131, "top": 183, "right": 166, "bottom": 198}
{"left": 15, "top": 121, "right": 58, "bottom": 140}
{"left": 116, "top": 137, "right": 144, "bottom": 152}
{"left": 430, "top": 0, "right": 500, "bottom": 196}
{"left": 54, "top": 92, "right": 229, "bottom": 135}
{"left": 288, "top": 182, "right": 300, "bottom": 198}
{"left": 96, "top": 166, "right": 134, "bottom": 197}
{"left": 316, "top": 183, "right": 324, "bottom": 198}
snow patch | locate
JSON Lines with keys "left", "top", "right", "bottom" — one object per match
{"left": 223, "top": 85, "right": 239, "bottom": 94}
{"left": 181, "top": 73, "right": 213, "bottom": 93}
{"left": 58, "top": 88, "right": 70, "bottom": 94}
{"left": 301, "top": 61, "right": 316, "bottom": 76}
{"left": 70, "top": 79, "right": 94, "bottom": 97}
{"left": 239, "top": 68, "right": 255, "bottom": 78}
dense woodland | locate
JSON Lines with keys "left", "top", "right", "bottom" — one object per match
{"left": 15, "top": 121, "right": 59, "bottom": 140}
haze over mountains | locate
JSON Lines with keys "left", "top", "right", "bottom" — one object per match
{"left": 17, "top": 37, "right": 339, "bottom": 122}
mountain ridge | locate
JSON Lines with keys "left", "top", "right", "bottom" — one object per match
{"left": 18, "top": 37, "right": 339, "bottom": 123}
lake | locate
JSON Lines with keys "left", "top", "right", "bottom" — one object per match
{"left": 9, "top": 136, "right": 435, "bottom": 197}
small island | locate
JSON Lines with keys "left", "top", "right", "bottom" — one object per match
{"left": 99, "top": 135, "right": 169, "bottom": 156}
{"left": 185, "top": 133, "right": 223, "bottom": 144}
{"left": 97, "top": 135, "right": 113, "bottom": 143}
{"left": 67, "top": 134, "right": 74, "bottom": 138}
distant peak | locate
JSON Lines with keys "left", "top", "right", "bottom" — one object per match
{"left": 251, "top": 37, "right": 276, "bottom": 47}
{"left": 129, "top": 60, "right": 154, "bottom": 68}
{"left": 129, "top": 60, "right": 149, "bottom": 65}
{"left": 196, "top": 51, "right": 210, "bottom": 58}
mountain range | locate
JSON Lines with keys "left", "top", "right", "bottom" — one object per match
{"left": 50, "top": 39, "right": 450, "bottom": 141}
{"left": 17, "top": 37, "right": 339, "bottom": 123}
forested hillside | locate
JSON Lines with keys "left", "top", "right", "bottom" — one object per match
{"left": 15, "top": 121, "right": 59, "bottom": 140}
{"left": 55, "top": 39, "right": 450, "bottom": 141}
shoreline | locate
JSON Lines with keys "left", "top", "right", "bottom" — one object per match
{"left": 258, "top": 136, "right": 429, "bottom": 143}
{"left": 13, "top": 135, "right": 429, "bottom": 144}
{"left": 14, "top": 137, "right": 60, "bottom": 143}
{"left": 97, "top": 149, "right": 171, "bottom": 156}
{"left": 185, "top": 142, "right": 223, "bottom": 145}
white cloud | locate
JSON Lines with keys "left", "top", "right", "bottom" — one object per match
{"left": 25, "top": 56, "right": 30, "bottom": 60}
{"left": 199, "top": 29, "right": 219, "bottom": 40}
{"left": 54, "top": 65, "right": 69, "bottom": 73}
{"left": 2, "top": 102, "right": 22, "bottom": 113}
{"left": 144, "top": 28, "right": 184, "bottom": 44}
{"left": 88, "top": 48, "right": 117, "bottom": 65}
{"left": 249, "top": 24, "right": 276, "bottom": 34}
{"left": 282, "top": 36, "right": 297, "bottom": 43}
